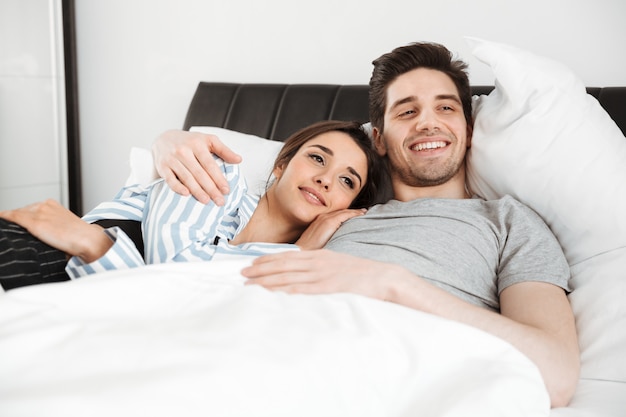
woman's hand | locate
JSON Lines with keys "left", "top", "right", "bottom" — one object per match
{"left": 152, "top": 130, "right": 242, "bottom": 205}
{"left": 0, "top": 199, "right": 112, "bottom": 263}
{"left": 295, "top": 208, "right": 366, "bottom": 250}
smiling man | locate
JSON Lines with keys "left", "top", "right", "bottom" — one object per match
{"left": 373, "top": 67, "right": 471, "bottom": 198}
{"left": 153, "top": 42, "right": 580, "bottom": 408}
{"left": 241, "top": 43, "right": 580, "bottom": 408}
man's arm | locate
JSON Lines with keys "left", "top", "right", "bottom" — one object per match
{"left": 241, "top": 249, "right": 579, "bottom": 408}
{"left": 152, "top": 129, "right": 241, "bottom": 205}
{"left": 390, "top": 274, "right": 579, "bottom": 408}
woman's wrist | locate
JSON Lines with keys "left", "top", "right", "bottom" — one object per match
{"left": 76, "top": 224, "right": 114, "bottom": 263}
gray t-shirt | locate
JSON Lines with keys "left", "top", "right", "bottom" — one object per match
{"left": 326, "top": 195, "right": 570, "bottom": 312}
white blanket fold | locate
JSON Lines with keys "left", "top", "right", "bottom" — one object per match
{"left": 0, "top": 259, "right": 549, "bottom": 417}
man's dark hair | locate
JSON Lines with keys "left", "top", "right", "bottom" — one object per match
{"left": 369, "top": 42, "right": 473, "bottom": 132}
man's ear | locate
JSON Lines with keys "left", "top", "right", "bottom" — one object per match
{"left": 373, "top": 127, "right": 387, "bottom": 156}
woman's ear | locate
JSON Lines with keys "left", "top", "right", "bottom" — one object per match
{"left": 373, "top": 127, "right": 387, "bottom": 156}
{"left": 272, "top": 164, "right": 284, "bottom": 180}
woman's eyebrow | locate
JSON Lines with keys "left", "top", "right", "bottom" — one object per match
{"left": 309, "top": 144, "right": 363, "bottom": 186}
{"left": 309, "top": 144, "right": 333, "bottom": 155}
{"left": 347, "top": 167, "right": 363, "bottom": 186}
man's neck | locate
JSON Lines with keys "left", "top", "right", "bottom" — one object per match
{"left": 392, "top": 175, "right": 470, "bottom": 201}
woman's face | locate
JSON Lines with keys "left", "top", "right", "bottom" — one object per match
{"left": 271, "top": 131, "right": 368, "bottom": 226}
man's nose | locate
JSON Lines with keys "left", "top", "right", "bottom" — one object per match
{"left": 415, "top": 109, "right": 439, "bottom": 132}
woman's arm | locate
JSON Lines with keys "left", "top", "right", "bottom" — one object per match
{"left": 0, "top": 199, "right": 112, "bottom": 262}
{"left": 152, "top": 130, "right": 242, "bottom": 205}
{"left": 0, "top": 199, "right": 150, "bottom": 279}
{"left": 143, "top": 158, "right": 245, "bottom": 263}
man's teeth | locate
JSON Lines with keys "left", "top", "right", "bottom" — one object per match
{"left": 412, "top": 141, "right": 446, "bottom": 151}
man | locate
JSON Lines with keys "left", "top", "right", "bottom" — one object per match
{"left": 152, "top": 42, "right": 579, "bottom": 407}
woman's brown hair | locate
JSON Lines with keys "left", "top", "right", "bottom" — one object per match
{"left": 271, "top": 120, "right": 391, "bottom": 208}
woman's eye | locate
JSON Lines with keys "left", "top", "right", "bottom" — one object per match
{"left": 309, "top": 153, "right": 324, "bottom": 164}
{"left": 341, "top": 177, "right": 355, "bottom": 189}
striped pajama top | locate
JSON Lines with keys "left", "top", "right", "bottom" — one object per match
{"left": 66, "top": 156, "right": 298, "bottom": 279}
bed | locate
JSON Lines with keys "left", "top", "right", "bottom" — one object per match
{"left": 1, "top": 38, "right": 625, "bottom": 416}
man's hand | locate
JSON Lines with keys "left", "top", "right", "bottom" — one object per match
{"left": 243, "top": 248, "right": 580, "bottom": 407}
{"left": 241, "top": 249, "right": 401, "bottom": 300}
{"left": 152, "top": 130, "right": 242, "bottom": 205}
{"left": 295, "top": 209, "right": 366, "bottom": 250}
{"left": 0, "top": 199, "right": 112, "bottom": 262}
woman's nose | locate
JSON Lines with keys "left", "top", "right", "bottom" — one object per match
{"left": 315, "top": 176, "right": 330, "bottom": 190}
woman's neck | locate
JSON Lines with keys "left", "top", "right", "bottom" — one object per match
{"left": 228, "top": 194, "right": 305, "bottom": 246}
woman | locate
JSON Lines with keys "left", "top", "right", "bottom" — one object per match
{"left": 0, "top": 120, "right": 390, "bottom": 290}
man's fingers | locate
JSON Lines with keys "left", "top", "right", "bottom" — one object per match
{"left": 160, "top": 169, "right": 191, "bottom": 196}
{"left": 193, "top": 134, "right": 241, "bottom": 194}
{"left": 195, "top": 154, "right": 231, "bottom": 196}
{"left": 179, "top": 165, "right": 220, "bottom": 206}
{"left": 241, "top": 251, "right": 320, "bottom": 279}
{"left": 208, "top": 137, "right": 243, "bottom": 165}
{"left": 163, "top": 157, "right": 217, "bottom": 205}
{"left": 244, "top": 270, "right": 314, "bottom": 289}
{"left": 152, "top": 130, "right": 242, "bottom": 206}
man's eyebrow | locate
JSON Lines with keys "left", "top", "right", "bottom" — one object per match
{"left": 389, "top": 96, "right": 417, "bottom": 111}
{"left": 309, "top": 144, "right": 363, "bottom": 186}
{"left": 389, "top": 94, "right": 462, "bottom": 111}
{"left": 436, "top": 94, "right": 462, "bottom": 104}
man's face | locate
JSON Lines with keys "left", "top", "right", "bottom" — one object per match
{"left": 374, "top": 68, "right": 470, "bottom": 193}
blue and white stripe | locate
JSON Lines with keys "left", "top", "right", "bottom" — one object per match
{"left": 66, "top": 156, "right": 298, "bottom": 279}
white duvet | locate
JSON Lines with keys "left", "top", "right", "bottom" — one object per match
{"left": 0, "top": 258, "right": 549, "bottom": 417}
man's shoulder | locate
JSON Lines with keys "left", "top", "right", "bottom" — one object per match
{"left": 479, "top": 194, "right": 540, "bottom": 215}
{"left": 482, "top": 195, "right": 554, "bottom": 239}
{"left": 363, "top": 195, "right": 540, "bottom": 222}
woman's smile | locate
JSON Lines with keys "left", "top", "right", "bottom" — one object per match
{"left": 299, "top": 186, "right": 327, "bottom": 206}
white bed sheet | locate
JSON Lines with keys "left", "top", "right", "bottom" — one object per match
{"left": 550, "top": 379, "right": 626, "bottom": 417}
{"left": 0, "top": 258, "right": 550, "bottom": 417}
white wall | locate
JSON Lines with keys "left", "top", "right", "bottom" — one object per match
{"left": 75, "top": 0, "right": 626, "bottom": 213}
{"left": 0, "top": 0, "right": 67, "bottom": 211}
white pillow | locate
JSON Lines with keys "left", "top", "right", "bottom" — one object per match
{"left": 466, "top": 38, "right": 626, "bottom": 265}
{"left": 465, "top": 37, "right": 626, "bottom": 383}
{"left": 126, "top": 127, "right": 284, "bottom": 196}
{"left": 125, "top": 146, "right": 159, "bottom": 187}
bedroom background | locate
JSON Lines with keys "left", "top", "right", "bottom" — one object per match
{"left": 1, "top": 0, "right": 625, "bottom": 214}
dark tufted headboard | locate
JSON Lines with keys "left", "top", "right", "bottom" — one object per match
{"left": 182, "top": 82, "right": 626, "bottom": 140}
